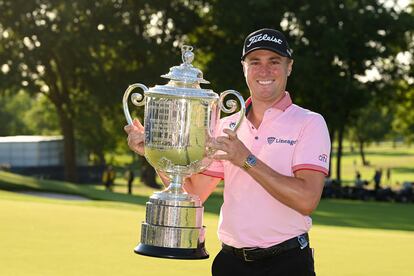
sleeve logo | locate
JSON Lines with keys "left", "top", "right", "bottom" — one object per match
{"left": 318, "top": 154, "right": 328, "bottom": 163}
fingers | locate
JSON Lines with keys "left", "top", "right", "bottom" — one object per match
{"left": 215, "top": 128, "right": 238, "bottom": 144}
{"left": 127, "top": 132, "right": 145, "bottom": 156}
{"left": 215, "top": 136, "right": 230, "bottom": 145}
{"left": 124, "top": 118, "right": 144, "bottom": 134}
{"left": 124, "top": 125, "right": 133, "bottom": 134}
{"left": 212, "top": 129, "right": 239, "bottom": 151}
{"left": 133, "top": 118, "right": 144, "bottom": 131}
{"left": 223, "top": 128, "right": 237, "bottom": 140}
{"left": 212, "top": 153, "right": 228, "bottom": 160}
{"left": 130, "top": 130, "right": 144, "bottom": 139}
{"left": 124, "top": 118, "right": 145, "bottom": 156}
{"left": 211, "top": 141, "right": 227, "bottom": 152}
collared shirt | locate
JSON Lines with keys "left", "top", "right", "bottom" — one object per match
{"left": 203, "top": 91, "right": 331, "bottom": 248}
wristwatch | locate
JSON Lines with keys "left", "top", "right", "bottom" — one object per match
{"left": 242, "top": 154, "right": 257, "bottom": 170}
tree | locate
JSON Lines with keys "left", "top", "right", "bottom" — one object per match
{"left": 189, "top": 0, "right": 413, "bottom": 183}
{"left": 348, "top": 101, "right": 393, "bottom": 165}
{"left": 0, "top": 90, "right": 57, "bottom": 136}
{"left": 0, "top": 0, "right": 205, "bottom": 185}
{"left": 393, "top": 83, "right": 414, "bottom": 142}
{"left": 288, "top": 0, "right": 413, "bottom": 183}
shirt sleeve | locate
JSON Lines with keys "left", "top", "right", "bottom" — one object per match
{"left": 292, "top": 114, "right": 331, "bottom": 175}
{"left": 201, "top": 160, "right": 224, "bottom": 179}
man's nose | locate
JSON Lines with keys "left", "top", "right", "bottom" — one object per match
{"left": 258, "top": 64, "right": 271, "bottom": 75}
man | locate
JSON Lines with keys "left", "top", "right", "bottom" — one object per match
{"left": 124, "top": 168, "right": 135, "bottom": 194}
{"left": 102, "top": 165, "right": 116, "bottom": 191}
{"left": 125, "top": 28, "right": 330, "bottom": 276}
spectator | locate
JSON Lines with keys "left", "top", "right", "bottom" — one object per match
{"left": 386, "top": 168, "right": 391, "bottom": 185}
{"left": 373, "top": 168, "right": 382, "bottom": 191}
{"left": 355, "top": 171, "right": 363, "bottom": 188}
{"left": 396, "top": 181, "right": 413, "bottom": 203}
{"left": 102, "top": 165, "right": 116, "bottom": 191}
{"left": 124, "top": 168, "right": 135, "bottom": 194}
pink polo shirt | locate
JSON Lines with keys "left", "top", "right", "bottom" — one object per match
{"left": 203, "top": 92, "right": 331, "bottom": 248}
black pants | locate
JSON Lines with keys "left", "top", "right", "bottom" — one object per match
{"left": 212, "top": 246, "right": 315, "bottom": 276}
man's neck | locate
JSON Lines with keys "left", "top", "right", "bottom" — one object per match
{"left": 247, "top": 93, "right": 285, "bottom": 128}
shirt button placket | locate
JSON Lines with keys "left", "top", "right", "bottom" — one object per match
{"left": 251, "top": 132, "right": 260, "bottom": 153}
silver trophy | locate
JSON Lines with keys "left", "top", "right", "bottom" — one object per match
{"left": 123, "top": 45, "right": 245, "bottom": 259}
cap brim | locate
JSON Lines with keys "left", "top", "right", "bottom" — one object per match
{"left": 241, "top": 46, "right": 291, "bottom": 60}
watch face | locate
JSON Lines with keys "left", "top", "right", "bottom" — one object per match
{"left": 247, "top": 154, "right": 257, "bottom": 166}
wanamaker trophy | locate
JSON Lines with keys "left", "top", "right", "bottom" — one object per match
{"left": 122, "top": 45, "right": 245, "bottom": 259}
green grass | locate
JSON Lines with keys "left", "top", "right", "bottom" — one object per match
{"left": 0, "top": 190, "right": 217, "bottom": 276}
{"left": 110, "top": 141, "right": 414, "bottom": 189}
{"left": 1, "top": 171, "right": 414, "bottom": 275}
{"left": 331, "top": 142, "right": 414, "bottom": 187}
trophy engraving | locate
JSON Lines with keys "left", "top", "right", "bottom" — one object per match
{"left": 123, "top": 45, "right": 245, "bottom": 259}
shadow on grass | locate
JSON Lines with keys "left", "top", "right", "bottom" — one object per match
{"left": 339, "top": 151, "right": 413, "bottom": 157}
{"left": 314, "top": 199, "right": 414, "bottom": 232}
{"left": 0, "top": 170, "right": 224, "bottom": 211}
{"left": 0, "top": 171, "right": 150, "bottom": 206}
{"left": 1, "top": 171, "right": 413, "bottom": 232}
{"left": 392, "top": 167, "right": 414, "bottom": 174}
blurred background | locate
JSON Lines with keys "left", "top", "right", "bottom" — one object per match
{"left": 0, "top": 0, "right": 412, "bottom": 187}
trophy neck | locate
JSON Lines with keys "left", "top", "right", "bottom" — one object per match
{"left": 165, "top": 174, "right": 186, "bottom": 195}
{"left": 150, "top": 174, "right": 202, "bottom": 207}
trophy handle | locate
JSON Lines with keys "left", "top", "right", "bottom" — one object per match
{"left": 219, "top": 90, "right": 246, "bottom": 131}
{"left": 123, "top": 83, "right": 148, "bottom": 125}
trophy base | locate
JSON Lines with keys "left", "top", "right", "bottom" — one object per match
{"left": 134, "top": 243, "right": 209, "bottom": 260}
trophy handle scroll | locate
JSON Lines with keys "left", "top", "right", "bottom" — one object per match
{"left": 123, "top": 83, "right": 148, "bottom": 125}
{"left": 219, "top": 89, "right": 246, "bottom": 131}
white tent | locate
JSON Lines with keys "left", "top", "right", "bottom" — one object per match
{"left": 0, "top": 136, "right": 64, "bottom": 167}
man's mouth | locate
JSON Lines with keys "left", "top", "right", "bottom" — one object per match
{"left": 257, "top": 80, "right": 274, "bottom": 85}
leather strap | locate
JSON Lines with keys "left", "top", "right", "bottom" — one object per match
{"left": 222, "top": 233, "right": 309, "bottom": 262}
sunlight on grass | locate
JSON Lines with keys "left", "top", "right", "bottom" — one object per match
{"left": 0, "top": 190, "right": 413, "bottom": 276}
{"left": 0, "top": 191, "right": 219, "bottom": 276}
{"left": 331, "top": 142, "right": 414, "bottom": 187}
{"left": 1, "top": 141, "right": 414, "bottom": 276}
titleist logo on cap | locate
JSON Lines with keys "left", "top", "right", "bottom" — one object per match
{"left": 241, "top": 28, "right": 292, "bottom": 60}
{"left": 246, "top": 33, "right": 283, "bottom": 48}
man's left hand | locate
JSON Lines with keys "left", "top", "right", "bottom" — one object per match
{"left": 210, "top": 128, "right": 250, "bottom": 167}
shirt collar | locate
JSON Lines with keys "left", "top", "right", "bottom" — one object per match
{"left": 245, "top": 91, "right": 293, "bottom": 115}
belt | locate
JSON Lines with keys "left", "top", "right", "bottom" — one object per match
{"left": 221, "top": 233, "right": 309, "bottom": 262}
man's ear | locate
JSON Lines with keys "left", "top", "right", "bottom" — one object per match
{"left": 287, "top": 59, "right": 294, "bottom": 76}
{"left": 241, "top": 61, "right": 247, "bottom": 76}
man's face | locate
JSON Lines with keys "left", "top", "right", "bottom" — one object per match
{"left": 242, "top": 50, "right": 293, "bottom": 103}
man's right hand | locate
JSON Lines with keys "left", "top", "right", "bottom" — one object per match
{"left": 124, "top": 118, "right": 145, "bottom": 156}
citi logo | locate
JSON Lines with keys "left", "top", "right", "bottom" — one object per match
{"left": 319, "top": 154, "right": 328, "bottom": 163}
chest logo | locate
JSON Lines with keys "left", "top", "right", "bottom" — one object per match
{"left": 229, "top": 122, "right": 236, "bottom": 129}
{"left": 268, "top": 137, "right": 298, "bottom": 146}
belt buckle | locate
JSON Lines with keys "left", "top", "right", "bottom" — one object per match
{"left": 242, "top": 247, "right": 256, "bottom": 262}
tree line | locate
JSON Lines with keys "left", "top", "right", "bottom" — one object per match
{"left": 0, "top": 0, "right": 413, "bottom": 185}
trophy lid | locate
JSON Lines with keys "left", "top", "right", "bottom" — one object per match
{"left": 161, "top": 45, "right": 210, "bottom": 85}
{"left": 145, "top": 45, "right": 218, "bottom": 99}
